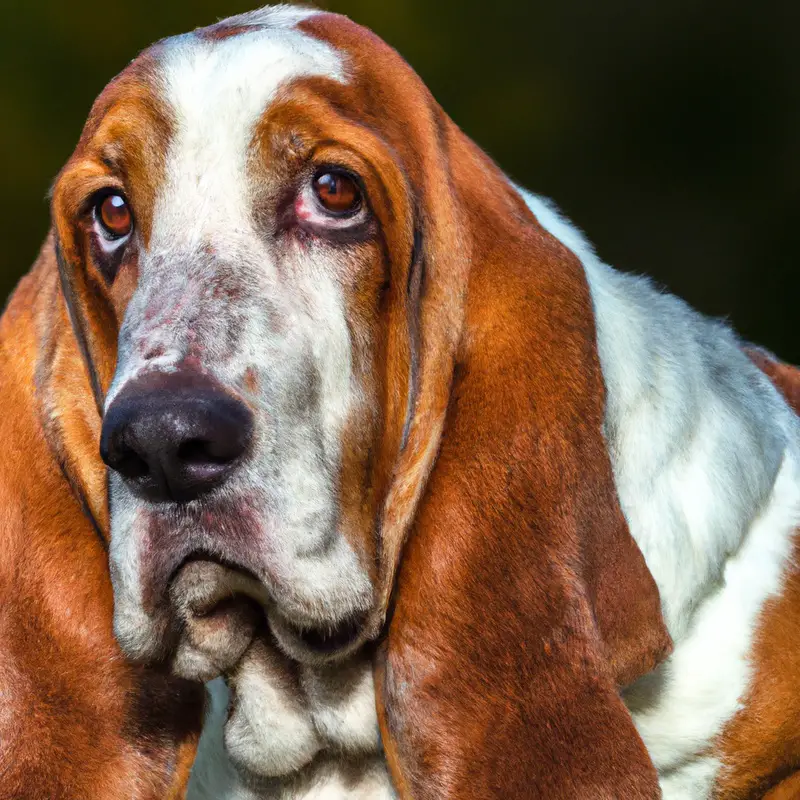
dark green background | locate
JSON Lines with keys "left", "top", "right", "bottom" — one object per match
{"left": 2, "top": 0, "right": 798, "bottom": 359}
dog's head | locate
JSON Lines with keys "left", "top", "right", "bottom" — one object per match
{"left": 49, "top": 6, "right": 467, "bottom": 674}
{"left": 50, "top": 6, "right": 670, "bottom": 737}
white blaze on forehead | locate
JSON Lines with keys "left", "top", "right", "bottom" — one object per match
{"left": 151, "top": 9, "right": 345, "bottom": 252}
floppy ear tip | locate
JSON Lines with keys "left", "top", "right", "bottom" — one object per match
{"left": 596, "top": 574, "right": 673, "bottom": 688}
{"left": 608, "top": 627, "right": 673, "bottom": 689}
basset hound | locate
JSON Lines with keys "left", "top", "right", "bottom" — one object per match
{"left": 2, "top": 5, "right": 800, "bottom": 799}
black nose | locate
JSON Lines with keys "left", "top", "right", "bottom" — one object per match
{"left": 100, "top": 371, "right": 254, "bottom": 503}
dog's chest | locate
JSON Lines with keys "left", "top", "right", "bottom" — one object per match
{"left": 187, "top": 642, "right": 395, "bottom": 799}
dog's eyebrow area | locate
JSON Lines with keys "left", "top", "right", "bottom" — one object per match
{"left": 143, "top": 24, "right": 346, "bottom": 254}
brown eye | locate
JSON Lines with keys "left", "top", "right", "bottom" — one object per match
{"left": 312, "top": 171, "right": 361, "bottom": 215}
{"left": 97, "top": 193, "right": 133, "bottom": 239}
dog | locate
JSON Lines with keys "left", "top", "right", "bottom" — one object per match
{"left": 3, "top": 5, "right": 800, "bottom": 798}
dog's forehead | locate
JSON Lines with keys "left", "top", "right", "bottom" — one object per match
{"left": 138, "top": 8, "right": 346, "bottom": 249}
{"left": 69, "top": 8, "right": 430, "bottom": 256}
{"left": 158, "top": 7, "right": 344, "bottom": 137}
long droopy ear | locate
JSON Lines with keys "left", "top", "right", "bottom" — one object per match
{"left": 372, "top": 112, "right": 672, "bottom": 796}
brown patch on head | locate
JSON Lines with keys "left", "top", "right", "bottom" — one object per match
{"left": 250, "top": 13, "right": 453, "bottom": 602}
{"left": 51, "top": 45, "right": 172, "bottom": 378}
{"left": 246, "top": 19, "right": 429, "bottom": 581}
{"left": 55, "top": 47, "right": 172, "bottom": 252}
{"left": 37, "top": 48, "right": 174, "bottom": 543}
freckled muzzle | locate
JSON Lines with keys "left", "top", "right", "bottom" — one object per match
{"left": 103, "top": 368, "right": 373, "bottom": 677}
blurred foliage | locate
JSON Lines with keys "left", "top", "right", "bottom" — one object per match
{"left": 1, "top": 0, "right": 798, "bottom": 358}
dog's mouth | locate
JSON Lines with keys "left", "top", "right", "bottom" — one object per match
{"left": 269, "top": 608, "right": 367, "bottom": 661}
{"left": 165, "top": 556, "right": 267, "bottom": 681}
{"left": 165, "top": 554, "right": 367, "bottom": 681}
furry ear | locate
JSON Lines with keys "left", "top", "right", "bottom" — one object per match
{"left": 1, "top": 232, "right": 204, "bottom": 799}
{"left": 373, "top": 122, "right": 671, "bottom": 797}
{"left": 45, "top": 154, "right": 131, "bottom": 536}
{"left": 27, "top": 231, "right": 114, "bottom": 537}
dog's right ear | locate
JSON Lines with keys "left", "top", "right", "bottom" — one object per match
{"left": 43, "top": 60, "right": 167, "bottom": 537}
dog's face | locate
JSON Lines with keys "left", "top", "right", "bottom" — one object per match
{"left": 50, "top": 7, "right": 448, "bottom": 675}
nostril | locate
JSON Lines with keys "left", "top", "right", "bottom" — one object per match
{"left": 115, "top": 449, "right": 151, "bottom": 480}
{"left": 100, "top": 428, "right": 151, "bottom": 481}
{"left": 177, "top": 439, "right": 235, "bottom": 466}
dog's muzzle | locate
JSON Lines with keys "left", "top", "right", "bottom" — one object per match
{"left": 102, "top": 367, "right": 371, "bottom": 676}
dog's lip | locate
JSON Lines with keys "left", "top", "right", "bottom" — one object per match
{"left": 269, "top": 608, "right": 368, "bottom": 661}
{"left": 166, "top": 551, "right": 370, "bottom": 667}
{"left": 163, "top": 554, "right": 271, "bottom": 681}
{"left": 167, "top": 551, "right": 270, "bottom": 613}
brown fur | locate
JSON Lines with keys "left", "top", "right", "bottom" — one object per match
{"left": 746, "top": 348, "right": 800, "bottom": 414}
{"left": 764, "top": 772, "right": 800, "bottom": 799}
{"left": 0, "top": 241, "right": 202, "bottom": 799}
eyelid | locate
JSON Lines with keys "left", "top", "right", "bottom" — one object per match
{"left": 312, "top": 164, "right": 367, "bottom": 193}
{"left": 80, "top": 183, "right": 126, "bottom": 215}
{"left": 301, "top": 186, "right": 367, "bottom": 227}
{"left": 93, "top": 221, "right": 129, "bottom": 254}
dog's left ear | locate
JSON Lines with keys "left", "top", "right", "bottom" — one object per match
{"left": 371, "top": 113, "right": 672, "bottom": 797}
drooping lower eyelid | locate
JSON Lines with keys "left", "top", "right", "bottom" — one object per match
{"left": 92, "top": 213, "right": 132, "bottom": 251}
{"left": 292, "top": 192, "right": 374, "bottom": 245}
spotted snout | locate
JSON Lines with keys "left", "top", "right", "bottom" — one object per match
{"left": 100, "top": 370, "right": 253, "bottom": 503}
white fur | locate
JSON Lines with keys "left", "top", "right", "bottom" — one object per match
{"left": 188, "top": 666, "right": 395, "bottom": 800}
{"left": 518, "top": 189, "right": 800, "bottom": 798}
{"left": 300, "top": 659, "right": 382, "bottom": 754}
